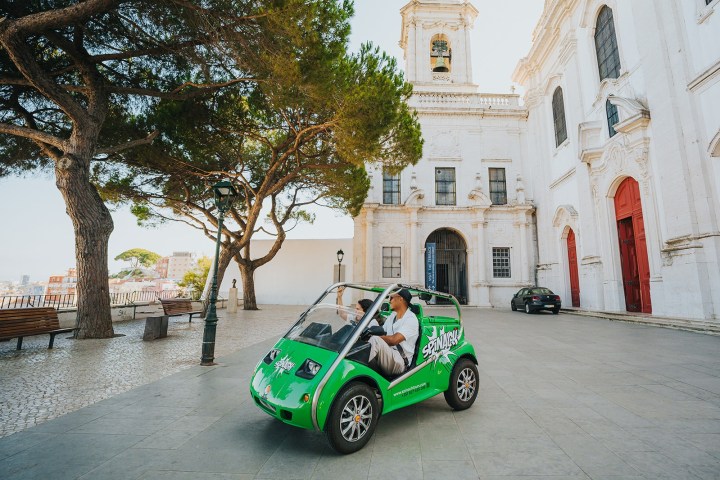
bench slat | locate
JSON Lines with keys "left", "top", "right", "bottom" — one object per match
{"left": 0, "top": 308, "right": 72, "bottom": 349}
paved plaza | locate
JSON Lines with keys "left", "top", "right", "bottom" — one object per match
{"left": 1, "top": 306, "right": 720, "bottom": 479}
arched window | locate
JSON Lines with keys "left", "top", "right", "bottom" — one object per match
{"left": 606, "top": 99, "right": 619, "bottom": 137}
{"left": 552, "top": 87, "right": 568, "bottom": 146}
{"left": 430, "top": 34, "right": 452, "bottom": 73}
{"left": 594, "top": 6, "right": 621, "bottom": 81}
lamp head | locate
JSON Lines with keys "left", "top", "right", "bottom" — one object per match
{"left": 337, "top": 249, "right": 344, "bottom": 263}
{"left": 212, "top": 180, "right": 238, "bottom": 212}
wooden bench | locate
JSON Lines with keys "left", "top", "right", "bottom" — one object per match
{"left": 0, "top": 307, "right": 74, "bottom": 350}
{"left": 159, "top": 299, "right": 202, "bottom": 322}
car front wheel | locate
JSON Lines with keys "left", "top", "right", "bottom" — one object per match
{"left": 444, "top": 358, "right": 479, "bottom": 410}
{"left": 511, "top": 301, "right": 517, "bottom": 311}
{"left": 325, "top": 382, "right": 379, "bottom": 454}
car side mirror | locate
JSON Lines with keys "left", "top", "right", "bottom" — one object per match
{"left": 380, "top": 302, "right": 390, "bottom": 312}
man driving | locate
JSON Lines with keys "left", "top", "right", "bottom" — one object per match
{"left": 367, "top": 288, "right": 419, "bottom": 376}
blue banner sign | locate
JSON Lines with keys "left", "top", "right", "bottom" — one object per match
{"left": 425, "top": 243, "right": 436, "bottom": 291}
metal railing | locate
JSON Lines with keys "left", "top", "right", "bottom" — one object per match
{"left": 0, "top": 290, "right": 183, "bottom": 310}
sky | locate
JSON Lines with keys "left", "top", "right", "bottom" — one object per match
{"left": 0, "top": 0, "right": 544, "bottom": 283}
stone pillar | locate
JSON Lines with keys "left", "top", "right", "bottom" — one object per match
{"left": 519, "top": 221, "right": 528, "bottom": 283}
{"left": 407, "top": 19, "right": 417, "bottom": 82}
{"left": 474, "top": 212, "right": 491, "bottom": 307}
{"left": 408, "top": 208, "right": 419, "bottom": 284}
{"left": 228, "top": 284, "right": 238, "bottom": 313}
{"left": 365, "top": 208, "right": 375, "bottom": 282}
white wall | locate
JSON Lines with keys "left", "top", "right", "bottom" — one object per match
{"left": 219, "top": 239, "right": 353, "bottom": 305}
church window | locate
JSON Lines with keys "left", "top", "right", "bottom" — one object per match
{"left": 383, "top": 172, "right": 401, "bottom": 205}
{"left": 430, "top": 34, "right": 452, "bottom": 73}
{"left": 382, "top": 247, "right": 401, "bottom": 278}
{"left": 594, "top": 6, "right": 621, "bottom": 81}
{"left": 489, "top": 168, "right": 507, "bottom": 205}
{"left": 435, "top": 167, "right": 456, "bottom": 205}
{"left": 552, "top": 87, "right": 568, "bottom": 146}
{"left": 492, "top": 248, "right": 511, "bottom": 278}
{"left": 606, "top": 99, "right": 619, "bottom": 137}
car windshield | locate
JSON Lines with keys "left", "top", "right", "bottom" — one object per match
{"left": 532, "top": 288, "right": 554, "bottom": 295}
{"left": 285, "top": 286, "right": 381, "bottom": 353}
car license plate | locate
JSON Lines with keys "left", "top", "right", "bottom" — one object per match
{"left": 545, "top": 305, "right": 554, "bottom": 308}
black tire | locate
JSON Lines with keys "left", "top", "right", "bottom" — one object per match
{"left": 325, "top": 382, "right": 379, "bottom": 454}
{"left": 510, "top": 301, "right": 517, "bottom": 311}
{"left": 444, "top": 358, "right": 479, "bottom": 410}
{"left": 524, "top": 303, "right": 533, "bottom": 314}
{"left": 552, "top": 307, "right": 560, "bottom": 315}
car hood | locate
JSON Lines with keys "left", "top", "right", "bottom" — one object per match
{"left": 251, "top": 338, "right": 339, "bottom": 405}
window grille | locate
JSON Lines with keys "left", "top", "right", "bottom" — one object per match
{"left": 489, "top": 168, "right": 507, "bottom": 205}
{"left": 382, "top": 247, "right": 401, "bottom": 278}
{"left": 435, "top": 168, "right": 456, "bottom": 205}
{"left": 552, "top": 87, "right": 568, "bottom": 146}
{"left": 594, "top": 6, "right": 621, "bottom": 81}
{"left": 492, "top": 248, "right": 511, "bottom": 278}
{"left": 382, "top": 172, "right": 401, "bottom": 205}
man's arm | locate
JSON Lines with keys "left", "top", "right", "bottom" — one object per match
{"left": 381, "top": 332, "right": 406, "bottom": 346}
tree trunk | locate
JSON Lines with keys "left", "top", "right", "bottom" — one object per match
{"left": 201, "top": 245, "right": 234, "bottom": 317}
{"left": 239, "top": 262, "right": 258, "bottom": 310}
{"left": 55, "top": 152, "right": 114, "bottom": 339}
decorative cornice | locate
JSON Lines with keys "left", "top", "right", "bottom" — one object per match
{"left": 688, "top": 58, "right": 720, "bottom": 92}
{"left": 549, "top": 167, "right": 576, "bottom": 190}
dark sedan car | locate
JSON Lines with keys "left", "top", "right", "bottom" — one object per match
{"left": 511, "top": 287, "right": 561, "bottom": 314}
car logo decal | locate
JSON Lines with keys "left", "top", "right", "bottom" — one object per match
{"left": 422, "top": 326, "right": 461, "bottom": 365}
{"left": 273, "top": 355, "right": 295, "bottom": 375}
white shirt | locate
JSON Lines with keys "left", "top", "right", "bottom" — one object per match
{"left": 385, "top": 309, "right": 419, "bottom": 359}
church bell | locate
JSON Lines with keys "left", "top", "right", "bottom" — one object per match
{"left": 433, "top": 55, "right": 449, "bottom": 73}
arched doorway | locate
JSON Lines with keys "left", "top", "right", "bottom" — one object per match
{"left": 614, "top": 177, "right": 652, "bottom": 313}
{"left": 567, "top": 228, "right": 580, "bottom": 307}
{"left": 425, "top": 229, "right": 468, "bottom": 304}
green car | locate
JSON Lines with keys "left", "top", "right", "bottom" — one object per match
{"left": 249, "top": 283, "right": 478, "bottom": 454}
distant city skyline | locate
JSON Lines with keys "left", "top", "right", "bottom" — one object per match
{"left": 0, "top": 0, "right": 544, "bottom": 283}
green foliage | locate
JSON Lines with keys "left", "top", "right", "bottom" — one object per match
{"left": 114, "top": 248, "right": 162, "bottom": 269}
{"left": 178, "top": 256, "right": 211, "bottom": 301}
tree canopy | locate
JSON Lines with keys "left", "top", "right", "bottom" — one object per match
{"left": 95, "top": 5, "right": 423, "bottom": 308}
{"left": 1, "top": 0, "right": 368, "bottom": 335}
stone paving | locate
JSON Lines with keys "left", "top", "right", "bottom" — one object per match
{"left": 1, "top": 306, "right": 720, "bottom": 479}
{"left": 0, "top": 305, "right": 304, "bottom": 437}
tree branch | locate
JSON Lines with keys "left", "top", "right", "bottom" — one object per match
{"left": 0, "top": 122, "right": 66, "bottom": 149}
{"left": 96, "top": 130, "right": 159, "bottom": 156}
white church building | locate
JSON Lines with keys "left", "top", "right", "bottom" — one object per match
{"left": 351, "top": 0, "right": 720, "bottom": 323}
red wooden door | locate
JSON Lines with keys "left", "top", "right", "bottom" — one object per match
{"left": 617, "top": 217, "right": 641, "bottom": 311}
{"left": 614, "top": 178, "right": 652, "bottom": 313}
{"left": 567, "top": 229, "right": 580, "bottom": 307}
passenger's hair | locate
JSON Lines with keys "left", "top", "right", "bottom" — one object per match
{"left": 357, "top": 299, "right": 373, "bottom": 312}
{"left": 357, "top": 299, "right": 383, "bottom": 325}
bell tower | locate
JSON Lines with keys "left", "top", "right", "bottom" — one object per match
{"left": 400, "top": 0, "right": 478, "bottom": 92}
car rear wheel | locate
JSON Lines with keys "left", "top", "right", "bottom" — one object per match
{"left": 444, "top": 358, "right": 478, "bottom": 410}
{"left": 325, "top": 382, "right": 379, "bottom": 454}
{"left": 552, "top": 307, "right": 560, "bottom": 315}
{"left": 525, "top": 303, "right": 533, "bottom": 314}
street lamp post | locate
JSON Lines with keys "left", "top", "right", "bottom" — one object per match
{"left": 201, "top": 180, "right": 238, "bottom": 366}
{"left": 336, "top": 249, "right": 344, "bottom": 284}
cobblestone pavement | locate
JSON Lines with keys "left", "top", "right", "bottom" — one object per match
{"left": 0, "top": 305, "right": 304, "bottom": 438}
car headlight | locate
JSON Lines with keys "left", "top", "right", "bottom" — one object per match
{"left": 263, "top": 348, "right": 280, "bottom": 364}
{"left": 296, "top": 359, "right": 322, "bottom": 379}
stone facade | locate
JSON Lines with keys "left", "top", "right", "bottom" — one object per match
{"left": 354, "top": 0, "right": 720, "bottom": 322}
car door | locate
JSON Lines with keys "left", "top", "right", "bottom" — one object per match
{"left": 513, "top": 289, "right": 526, "bottom": 308}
